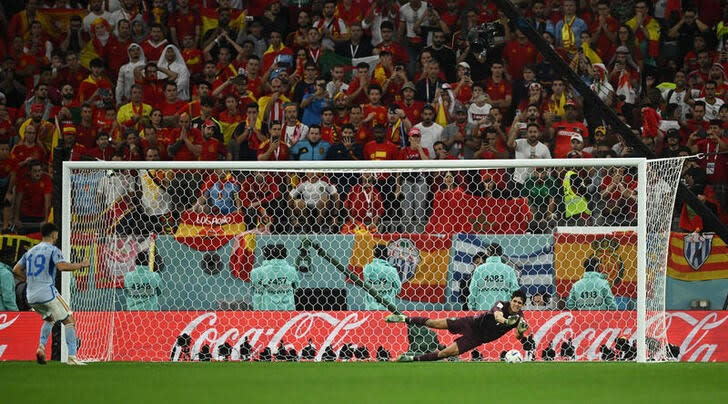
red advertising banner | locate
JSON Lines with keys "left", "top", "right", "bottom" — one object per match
{"left": 2, "top": 311, "right": 727, "bottom": 362}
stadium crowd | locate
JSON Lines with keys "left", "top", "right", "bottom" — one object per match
{"left": 0, "top": 0, "right": 726, "bottom": 237}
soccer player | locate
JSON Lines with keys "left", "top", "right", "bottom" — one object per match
{"left": 385, "top": 290, "right": 529, "bottom": 362}
{"left": 363, "top": 245, "right": 401, "bottom": 310}
{"left": 250, "top": 244, "right": 299, "bottom": 310}
{"left": 12, "top": 223, "right": 90, "bottom": 365}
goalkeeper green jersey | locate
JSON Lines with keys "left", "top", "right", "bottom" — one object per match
{"left": 124, "top": 265, "right": 162, "bottom": 311}
{"left": 566, "top": 272, "right": 617, "bottom": 310}
{"left": 250, "top": 259, "right": 299, "bottom": 310}
{"left": 363, "top": 258, "right": 402, "bottom": 310}
{"left": 468, "top": 257, "right": 520, "bottom": 311}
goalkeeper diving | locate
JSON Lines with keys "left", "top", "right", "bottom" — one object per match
{"left": 385, "top": 290, "right": 530, "bottom": 361}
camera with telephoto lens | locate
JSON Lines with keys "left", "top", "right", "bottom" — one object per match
{"left": 467, "top": 23, "right": 506, "bottom": 59}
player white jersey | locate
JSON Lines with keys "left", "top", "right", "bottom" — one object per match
{"left": 20, "top": 242, "right": 67, "bottom": 304}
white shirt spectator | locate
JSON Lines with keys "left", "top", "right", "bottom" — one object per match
{"left": 694, "top": 97, "right": 725, "bottom": 121}
{"left": 116, "top": 43, "right": 146, "bottom": 105}
{"left": 399, "top": 2, "right": 428, "bottom": 39}
{"left": 468, "top": 102, "right": 493, "bottom": 126}
{"left": 513, "top": 138, "right": 551, "bottom": 184}
{"left": 414, "top": 121, "right": 444, "bottom": 156}
{"left": 290, "top": 178, "right": 338, "bottom": 207}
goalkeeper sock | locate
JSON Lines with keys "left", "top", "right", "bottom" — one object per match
{"left": 405, "top": 317, "right": 429, "bottom": 326}
{"left": 65, "top": 324, "right": 79, "bottom": 357}
{"left": 38, "top": 321, "right": 53, "bottom": 346}
{"left": 414, "top": 351, "right": 440, "bottom": 361}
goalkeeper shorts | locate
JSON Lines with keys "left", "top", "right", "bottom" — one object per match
{"left": 446, "top": 316, "right": 485, "bottom": 354}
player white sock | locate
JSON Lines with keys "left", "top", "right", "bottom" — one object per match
{"left": 38, "top": 321, "right": 53, "bottom": 346}
{"left": 65, "top": 324, "right": 79, "bottom": 357}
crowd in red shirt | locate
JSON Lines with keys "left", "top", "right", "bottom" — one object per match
{"left": 0, "top": 0, "right": 726, "bottom": 235}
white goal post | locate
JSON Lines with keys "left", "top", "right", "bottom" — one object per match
{"left": 61, "top": 157, "right": 684, "bottom": 363}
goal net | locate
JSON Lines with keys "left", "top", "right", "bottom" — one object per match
{"left": 62, "top": 158, "right": 684, "bottom": 362}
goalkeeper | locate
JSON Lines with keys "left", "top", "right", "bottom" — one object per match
{"left": 385, "top": 290, "right": 529, "bottom": 362}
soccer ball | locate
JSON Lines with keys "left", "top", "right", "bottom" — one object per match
{"left": 504, "top": 350, "right": 523, "bottom": 363}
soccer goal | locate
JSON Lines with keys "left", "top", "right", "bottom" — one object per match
{"left": 61, "top": 158, "right": 685, "bottom": 362}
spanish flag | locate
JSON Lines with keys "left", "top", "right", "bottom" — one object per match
{"left": 229, "top": 231, "right": 257, "bottom": 281}
{"left": 554, "top": 232, "right": 637, "bottom": 297}
{"left": 348, "top": 233, "right": 452, "bottom": 303}
{"left": 36, "top": 8, "right": 89, "bottom": 42}
{"left": 200, "top": 8, "right": 248, "bottom": 39}
{"left": 174, "top": 210, "right": 247, "bottom": 251}
{"left": 667, "top": 232, "right": 728, "bottom": 281}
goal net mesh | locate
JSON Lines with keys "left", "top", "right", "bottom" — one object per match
{"left": 65, "top": 158, "right": 684, "bottom": 362}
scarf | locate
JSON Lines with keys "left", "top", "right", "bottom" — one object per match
{"left": 561, "top": 15, "right": 577, "bottom": 51}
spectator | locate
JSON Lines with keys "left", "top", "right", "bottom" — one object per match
{"left": 290, "top": 125, "right": 331, "bottom": 161}
{"left": 289, "top": 172, "right": 339, "bottom": 232}
{"left": 11, "top": 124, "right": 47, "bottom": 182}
{"left": 551, "top": 99, "right": 589, "bottom": 158}
{"left": 326, "top": 124, "right": 364, "bottom": 161}
{"left": 193, "top": 170, "right": 242, "bottom": 215}
{"left": 687, "top": 119, "right": 728, "bottom": 210}
{"left": 239, "top": 172, "right": 283, "bottom": 231}
{"left": 398, "top": 127, "right": 430, "bottom": 231}
{"left": 157, "top": 45, "right": 191, "bottom": 101}
{"left": 468, "top": 243, "right": 520, "bottom": 311}
{"left": 116, "top": 85, "right": 151, "bottom": 132}
{"left": 281, "top": 103, "right": 308, "bottom": 147}
{"left": 566, "top": 258, "right": 617, "bottom": 310}
{"left": 625, "top": 1, "right": 660, "bottom": 70}
{"left": 78, "top": 58, "right": 114, "bottom": 108}
{"left": 14, "top": 160, "right": 51, "bottom": 233}
{"left": 313, "top": 0, "right": 350, "bottom": 50}
{"left": 344, "top": 172, "right": 384, "bottom": 231}
{"left": 301, "top": 78, "right": 331, "bottom": 127}
{"left": 258, "top": 120, "right": 289, "bottom": 161}
{"left": 250, "top": 244, "right": 299, "bottom": 311}
{"left": 441, "top": 104, "right": 478, "bottom": 159}
{"left": 547, "top": 0, "right": 587, "bottom": 51}
{"left": 412, "top": 104, "right": 443, "bottom": 156}
{"left": 336, "top": 22, "right": 373, "bottom": 59}
{"left": 508, "top": 122, "right": 551, "bottom": 194}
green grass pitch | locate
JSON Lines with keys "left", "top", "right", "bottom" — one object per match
{"left": 2, "top": 361, "right": 727, "bottom": 404}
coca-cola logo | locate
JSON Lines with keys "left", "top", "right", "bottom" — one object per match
{"left": 528, "top": 312, "right": 728, "bottom": 361}
{"left": 171, "top": 312, "right": 369, "bottom": 362}
{"left": 0, "top": 313, "right": 20, "bottom": 358}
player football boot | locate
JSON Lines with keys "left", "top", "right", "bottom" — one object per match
{"left": 35, "top": 345, "right": 46, "bottom": 365}
{"left": 385, "top": 314, "right": 406, "bottom": 323}
{"left": 66, "top": 356, "right": 87, "bottom": 366}
{"left": 396, "top": 354, "right": 414, "bottom": 362}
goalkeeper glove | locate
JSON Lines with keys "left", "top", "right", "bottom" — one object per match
{"left": 517, "top": 319, "right": 529, "bottom": 333}
{"left": 504, "top": 315, "right": 520, "bottom": 326}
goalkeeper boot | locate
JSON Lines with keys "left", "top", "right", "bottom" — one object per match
{"left": 396, "top": 354, "right": 414, "bottom": 362}
{"left": 385, "top": 314, "right": 406, "bottom": 323}
{"left": 35, "top": 345, "right": 46, "bottom": 365}
{"left": 66, "top": 356, "right": 87, "bottom": 366}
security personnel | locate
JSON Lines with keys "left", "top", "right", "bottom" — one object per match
{"left": 250, "top": 244, "right": 299, "bottom": 310}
